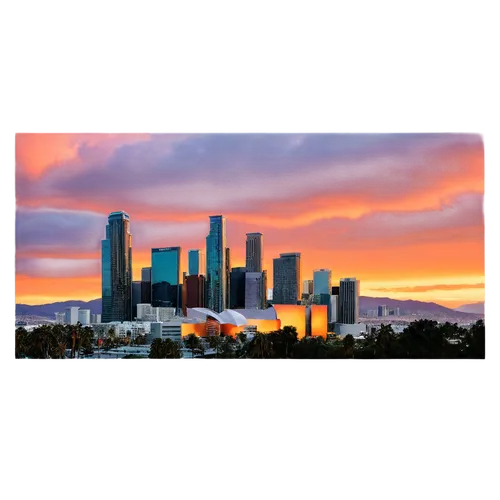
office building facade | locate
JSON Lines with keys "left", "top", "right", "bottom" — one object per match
{"left": 246, "top": 233, "right": 263, "bottom": 273}
{"left": 273, "top": 253, "right": 301, "bottom": 305}
{"left": 230, "top": 267, "right": 246, "bottom": 309}
{"left": 101, "top": 211, "right": 133, "bottom": 322}
{"left": 151, "top": 247, "right": 182, "bottom": 312}
{"left": 338, "top": 278, "right": 360, "bottom": 324}
{"left": 313, "top": 269, "right": 332, "bottom": 295}
{"left": 182, "top": 274, "right": 206, "bottom": 315}
{"left": 206, "top": 215, "right": 227, "bottom": 312}
{"left": 245, "top": 271, "right": 267, "bottom": 309}
{"left": 188, "top": 249, "right": 205, "bottom": 276}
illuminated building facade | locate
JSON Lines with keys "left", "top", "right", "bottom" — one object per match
{"left": 206, "top": 215, "right": 227, "bottom": 312}
{"left": 273, "top": 252, "right": 301, "bottom": 305}
{"left": 101, "top": 211, "right": 132, "bottom": 322}
{"left": 246, "top": 232, "right": 263, "bottom": 272}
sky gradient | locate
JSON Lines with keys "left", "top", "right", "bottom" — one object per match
{"left": 15, "top": 133, "right": 484, "bottom": 308}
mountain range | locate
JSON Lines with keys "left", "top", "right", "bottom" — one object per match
{"left": 15, "top": 297, "right": 484, "bottom": 319}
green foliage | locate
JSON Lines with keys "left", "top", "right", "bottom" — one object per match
{"left": 149, "top": 338, "right": 182, "bottom": 358}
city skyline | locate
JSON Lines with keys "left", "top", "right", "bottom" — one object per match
{"left": 15, "top": 133, "right": 484, "bottom": 308}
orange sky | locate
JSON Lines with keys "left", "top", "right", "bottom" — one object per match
{"left": 15, "top": 133, "right": 484, "bottom": 309}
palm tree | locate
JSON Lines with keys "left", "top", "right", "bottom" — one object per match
{"left": 247, "top": 332, "right": 273, "bottom": 359}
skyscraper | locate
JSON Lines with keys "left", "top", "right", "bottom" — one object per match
{"left": 141, "top": 267, "right": 152, "bottom": 304}
{"left": 101, "top": 211, "right": 132, "bottom": 322}
{"left": 313, "top": 269, "right": 332, "bottom": 295}
{"left": 206, "top": 215, "right": 227, "bottom": 312}
{"left": 225, "top": 247, "right": 231, "bottom": 310}
{"left": 151, "top": 247, "right": 182, "bottom": 312}
{"left": 245, "top": 271, "right": 267, "bottom": 309}
{"left": 273, "top": 253, "right": 301, "bottom": 305}
{"left": 188, "top": 249, "right": 205, "bottom": 276}
{"left": 338, "top": 278, "right": 360, "bottom": 324}
{"left": 246, "top": 233, "right": 263, "bottom": 272}
{"left": 182, "top": 274, "right": 206, "bottom": 315}
{"left": 230, "top": 267, "right": 246, "bottom": 309}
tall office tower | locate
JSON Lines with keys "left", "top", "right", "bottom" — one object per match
{"left": 188, "top": 249, "right": 205, "bottom": 276}
{"left": 151, "top": 247, "right": 182, "bottom": 313}
{"left": 230, "top": 267, "right": 246, "bottom": 309}
{"left": 378, "top": 305, "right": 388, "bottom": 317}
{"left": 331, "top": 285, "right": 340, "bottom": 296}
{"left": 131, "top": 281, "right": 142, "bottom": 319}
{"left": 140, "top": 267, "right": 152, "bottom": 304}
{"left": 225, "top": 247, "right": 231, "bottom": 310}
{"left": 65, "top": 306, "right": 80, "bottom": 325}
{"left": 303, "top": 280, "right": 314, "bottom": 295}
{"left": 246, "top": 233, "right": 263, "bottom": 272}
{"left": 182, "top": 274, "right": 206, "bottom": 315}
{"left": 338, "top": 278, "right": 360, "bottom": 324}
{"left": 206, "top": 215, "right": 227, "bottom": 312}
{"left": 101, "top": 211, "right": 133, "bottom": 322}
{"left": 313, "top": 269, "right": 332, "bottom": 295}
{"left": 273, "top": 253, "right": 301, "bottom": 304}
{"left": 245, "top": 271, "right": 267, "bottom": 309}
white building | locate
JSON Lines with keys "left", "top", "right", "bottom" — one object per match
{"left": 329, "top": 295, "right": 338, "bottom": 323}
{"left": 64, "top": 307, "right": 80, "bottom": 325}
{"left": 78, "top": 309, "right": 91, "bottom": 325}
{"left": 334, "top": 323, "right": 368, "bottom": 338}
{"left": 54, "top": 312, "right": 65, "bottom": 324}
{"left": 90, "top": 313, "right": 102, "bottom": 323}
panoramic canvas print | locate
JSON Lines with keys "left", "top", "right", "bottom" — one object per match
{"left": 15, "top": 133, "right": 485, "bottom": 359}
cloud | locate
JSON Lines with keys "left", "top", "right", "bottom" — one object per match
{"left": 16, "top": 258, "right": 100, "bottom": 278}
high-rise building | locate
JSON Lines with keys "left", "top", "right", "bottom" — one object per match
{"left": 331, "top": 285, "right": 340, "bottom": 296}
{"left": 151, "top": 247, "right": 182, "bottom": 312}
{"left": 273, "top": 253, "right": 301, "bottom": 305}
{"left": 246, "top": 233, "right": 263, "bottom": 273}
{"left": 182, "top": 274, "right": 206, "bottom": 315}
{"left": 230, "top": 267, "right": 246, "bottom": 309}
{"left": 313, "top": 269, "right": 332, "bottom": 295}
{"left": 378, "top": 305, "right": 388, "bottom": 317}
{"left": 131, "top": 281, "right": 142, "bottom": 319}
{"left": 188, "top": 249, "right": 205, "bottom": 276}
{"left": 78, "top": 309, "right": 91, "bottom": 325}
{"left": 140, "top": 267, "right": 152, "bottom": 304}
{"left": 303, "top": 280, "right": 314, "bottom": 295}
{"left": 245, "top": 271, "right": 266, "bottom": 309}
{"left": 338, "top": 278, "right": 360, "bottom": 324}
{"left": 225, "top": 247, "right": 231, "bottom": 311}
{"left": 101, "top": 211, "right": 132, "bottom": 322}
{"left": 206, "top": 215, "right": 227, "bottom": 312}
{"left": 65, "top": 306, "right": 80, "bottom": 325}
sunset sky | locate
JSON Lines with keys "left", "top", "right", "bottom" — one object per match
{"left": 15, "top": 133, "right": 484, "bottom": 308}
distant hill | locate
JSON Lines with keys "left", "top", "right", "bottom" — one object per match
{"left": 15, "top": 296, "right": 483, "bottom": 320}
{"left": 16, "top": 299, "right": 102, "bottom": 318}
{"left": 358, "top": 296, "right": 482, "bottom": 319}
{"left": 454, "top": 302, "right": 484, "bottom": 315}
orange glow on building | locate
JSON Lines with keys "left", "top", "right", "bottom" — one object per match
{"left": 272, "top": 305, "right": 306, "bottom": 339}
{"left": 181, "top": 323, "right": 207, "bottom": 338}
{"left": 220, "top": 324, "right": 245, "bottom": 337}
{"left": 310, "top": 305, "right": 328, "bottom": 339}
{"left": 246, "top": 319, "right": 281, "bottom": 333}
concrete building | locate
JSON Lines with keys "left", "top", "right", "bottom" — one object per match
{"left": 78, "top": 309, "right": 91, "bottom": 325}
{"left": 303, "top": 280, "right": 314, "bottom": 295}
{"left": 54, "top": 312, "right": 65, "bottom": 324}
{"left": 246, "top": 233, "right": 263, "bottom": 272}
{"left": 378, "top": 305, "right": 388, "bottom": 317}
{"left": 273, "top": 253, "right": 301, "bottom": 305}
{"left": 206, "top": 215, "right": 227, "bottom": 312}
{"left": 338, "top": 278, "right": 360, "bottom": 324}
{"left": 64, "top": 307, "right": 79, "bottom": 325}
{"left": 90, "top": 313, "right": 102, "bottom": 323}
{"left": 313, "top": 269, "right": 332, "bottom": 295}
{"left": 101, "top": 211, "right": 132, "bottom": 322}
{"left": 182, "top": 274, "right": 206, "bottom": 315}
{"left": 188, "top": 249, "right": 205, "bottom": 276}
{"left": 245, "top": 272, "right": 266, "bottom": 309}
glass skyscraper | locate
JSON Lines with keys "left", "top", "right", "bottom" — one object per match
{"left": 188, "top": 249, "right": 205, "bottom": 276}
{"left": 101, "top": 211, "right": 132, "bottom": 322}
{"left": 151, "top": 247, "right": 182, "bottom": 311}
{"left": 272, "top": 253, "right": 301, "bottom": 304}
{"left": 206, "top": 215, "right": 227, "bottom": 312}
{"left": 313, "top": 269, "right": 332, "bottom": 295}
{"left": 338, "top": 278, "right": 360, "bottom": 324}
